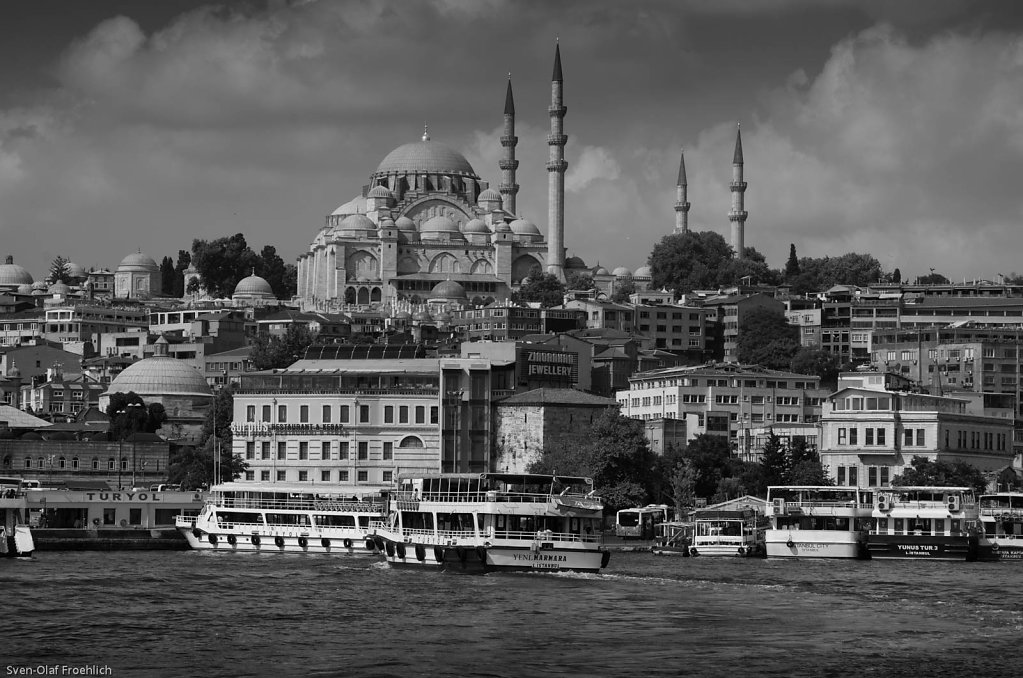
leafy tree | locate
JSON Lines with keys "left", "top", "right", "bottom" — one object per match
{"left": 250, "top": 324, "right": 316, "bottom": 370}
{"left": 587, "top": 408, "right": 659, "bottom": 513}
{"left": 717, "top": 249, "right": 780, "bottom": 288}
{"left": 790, "top": 347, "right": 841, "bottom": 389}
{"left": 760, "top": 432, "right": 787, "bottom": 487}
{"left": 790, "top": 253, "right": 885, "bottom": 293}
{"left": 916, "top": 271, "right": 950, "bottom": 285}
{"left": 996, "top": 468, "right": 1022, "bottom": 491}
{"left": 47, "top": 256, "right": 72, "bottom": 285}
{"left": 167, "top": 439, "right": 247, "bottom": 490}
{"left": 610, "top": 278, "right": 636, "bottom": 303}
{"left": 892, "top": 456, "right": 988, "bottom": 494}
{"left": 786, "top": 439, "right": 831, "bottom": 485}
{"left": 665, "top": 456, "right": 700, "bottom": 519}
{"left": 106, "top": 392, "right": 159, "bottom": 439}
{"left": 566, "top": 271, "right": 597, "bottom": 292}
{"left": 186, "top": 278, "right": 202, "bottom": 296}
{"left": 160, "top": 256, "right": 175, "bottom": 295}
{"left": 681, "top": 434, "right": 733, "bottom": 500}
{"left": 648, "top": 231, "right": 734, "bottom": 296}
{"left": 527, "top": 439, "right": 593, "bottom": 478}
{"left": 737, "top": 307, "right": 801, "bottom": 369}
{"left": 891, "top": 267, "right": 902, "bottom": 284}
{"left": 712, "top": 477, "right": 748, "bottom": 504}
{"left": 172, "top": 250, "right": 191, "bottom": 297}
{"left": 784, "top": 244, "right": 800, "bottom": 280}
{"left": 511, "top": 266, "right": 566, "bottom": 308}
{"left": 281, "top": 264, "right": 298, "bottom": 299}
{"left": 259, "top": 245, "right": 291, "bottom": 299}
{"left": 191, "top": 233, "right": 260, "bottom": 298}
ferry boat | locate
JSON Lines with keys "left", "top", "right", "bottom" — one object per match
{"left": 1, "top": 477, "right": 35, "bottom": 557}
{"left": 866, "top": 486, "right": 980, "bottom": 561}
{"left": 371, "top": 473, "right": 610, "bottom": 573}
{"left": 764, "top": 486, "right": 873, "bottom": 559}
{"left": 687, "top": 509, "right": 764, "bottom": 557}
{"left": 175, "top": 482, "right": 386, "bottom": 555}
{"left": 977, "top": 491, "right": 1023, "bottom": 561}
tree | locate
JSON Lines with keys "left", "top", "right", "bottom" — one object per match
{"left": 173, "top": 250, "right": 191, "bottom": 297}
{"left": 681, "top": 434, "right": 733, "bottom": 500}
{"left": 527, "top": 439, "right": 593, "bottom": 478}
{"left": 760, "top": 432, "right": 787, "bottom": 487}
{"left": 191, "top": 234, "right": 260, "bottom": 298}
{"left": 916, "top": 271, "right": 950, "bottom": 285}
{"left": 47, "top": 256, "right": 72, "bottom": 285}
{"left": 167, "top": 440, "right": 247, "bottom": 490}
{"left": 160, "top": 256, "right": 175, "bottom": 295}
{"left": 784, "top": 244, "right": 800, "bottom": 280}
{"left": 259, "top": 245, "right": 290, "bottom": 299}
{"left": 510, "top": 267, "right": 566, "bottom": 308}
{"left": 250, "top": 324, "right": 316, "bottom": 370}
{"left": 891, "top": 267, "right": 902, "bottom": 284}
{"left": 790, "top": 347, "right": 841, "bottom": 390}
{"left": 736, "top": 307, "right": 800, "bottom": 370}
{"left": 717, "top": 250, "right": 780, "bottom": 288}
{"left": 106, "top": 392, "right": 158, "bottom": 440}
{"left": 786, "top": 439, "right": 831, "bottom": 485}
{"left": 995, "top": 468, "right": 1022, "bottom": 491}
{"left": 565, "top": 271, "right": 597, "bottom": 292}
{"left": 892, "top": 456, "right": 988, "bottom": 494}
{"left": 648, "top": 231, "right": 734, "bottom": 296}
{"left": 610, "top": 279, "right": 636, "bottom": 304}
{"left": 790, "top": 253, "right": 885, "bottom": 293}
{"left": 665, "top": 457, "right": 700, "bottom": 519}
{"left": 587, "top": 408, "right": 659, "bottom": 514}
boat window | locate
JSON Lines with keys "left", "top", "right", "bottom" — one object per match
{"left": 265, "top": 513, "right": 310, "bottom": 526}
{"left": 315, "top": 514, "right": 355, "bottom": 527}
{"left": 893, "top": 518, "right": 904, "bottom": 534}
{"left": 215, "top": 511, "right": 263, "bottom": 525}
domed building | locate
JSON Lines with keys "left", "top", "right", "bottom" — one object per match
{"left": 115, "top": 250, "right": 161, "bottom": 299}
{"left": 0, "top": 255, "right": 33, "bottom": 291}
{"left": 99, "top": 338, "right": 213, "bottom": 444}
{"left": 232, "top": 271, "right": 278, "bottom": 308}
{"left": 297, "top": 48, "right": 572, "bottom": 311}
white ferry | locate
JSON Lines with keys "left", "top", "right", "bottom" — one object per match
{"left": 977, "top": 492, "right": 1023, "bottom": 561}
{"left": 371, "top": 473, "right": 610, "bottom": 573}
{"left": 866, "top": 486, "right": 980, "bottom": 561}
{"left": 687, "top": 509, "right": 764, "bottom": 557}
{"left": 175, "top": 482, "right": 386, "bottom": 555}
{"left": 1, "top": 477, "right": 35, "bottom": 557}
{"left": 764, "top": 486, "right": 873, "bottom": 559}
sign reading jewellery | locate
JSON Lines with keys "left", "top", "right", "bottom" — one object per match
{"left": 517, "top": 347, "right": 578, "bottom": 384}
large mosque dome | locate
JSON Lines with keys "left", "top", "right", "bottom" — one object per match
{"left": 119, "top": 251, "right": 158, "bottom": 270}
{"left": 0, "top": 256, "right": 33, "bottom": 286}
{"left": 372, "top": 138, "right": 478, "bottom": 179}
{"left": 234, "top": 273, "right": 273, "bottom": 296}
{"left": 105, "top": 355, "right": 212, "bottom": 399}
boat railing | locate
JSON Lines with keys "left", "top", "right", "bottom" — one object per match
{"left": 216, "top": 520, "right": 267, "bottom": 531}
{"left": 176, "top": 515, "right": 197, "bottom": 527}
{"left": 981, "top": 508, "right": 1023, "bottom": 519}
{"left": 387, "top": 527, "right": 601, "bottom": 544}
{"left": 394, "top": 490, "right": 586, "bottom": 504}
{"left": 214, "top": 497, "right": 384, "bottom": 512}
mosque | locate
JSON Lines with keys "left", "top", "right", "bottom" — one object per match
{"left": 296, "top": 45, "right": 570, "bottom": 312}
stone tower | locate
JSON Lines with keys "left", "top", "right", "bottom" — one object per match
{"left": 499, "top": 76, "right": 519, "bottom": 216}
{"left": 674, "top": 147, "right": 690, "bottom": 234}
{"left": 546, "top": 42, "right": 568, "bottom": 282}
{"left": 728, "top": 123, "right": 748, "bottom": 259}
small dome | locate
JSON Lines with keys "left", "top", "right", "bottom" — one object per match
{"left": 105, "top": 356, "right": 213, "bottom": 399}
{"left": 430, "top": 280, "right": 467, "bottom": 300}
{"left": 16, "top": 283, "right": 32, "bottom": 294}
{"left": 566, "top": 256, "right": 587, "bottom": 270}
{"left": 395, "top": 216, "right": 417, "bottom": 231}
{"left": 509, "top": 219, "right": 541, "bottom": 236}
{"left": 394, "top": 311, "right": 413, "bottom": 320}
{"left": 331, "top": 195, "right": 367, "bottom": 216}
{"left": 234, "top": 274, "right": 273, "bottom": 296}
{"left": 66, "top": 262, "right": 87, "bottom": 278}
{"left": 594, "top": 266, "right": 610, "bottom": 275}
{"left": 413, "top": 309, "right": 433, "bottom": 322}
{"left": 421, "top": 215, "right": 464, "bottom": 241}
{"left": 334, "top": 214, "right": 376, "bottom": 236}
{"left": 119, "top": 251, "right": 158, "bottom": 270}
{"left": 31, "top": 281, "right": 48, "bottom": 290}
{"left": 463, "top": 218, "right": 489, "bottom": 234}
{"left": 0, "top": 256, "right": 34, "bottom": 286}
{"left": 493, "top": 220, "right": 511, "bottom": 233}
{"left": 612, "top": 267, "right": 633, "bottom": 278}
{"left": 634, "top": 266, "right": 652, "bottom": 278}
{"left": 478, "top": 188, "right": 502, "bottom": 204}
{"left": 48, "top": 282, "right": 71, "bottom": 295}
{"left": 367, "top": 185, "right": 393, "bottom": 199}
{"left": 433, "top": 310, "right": 452, "bottom": 322}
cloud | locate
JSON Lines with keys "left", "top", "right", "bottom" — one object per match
{"left": 566, "top": 146, "right": 621, "bottom": 192}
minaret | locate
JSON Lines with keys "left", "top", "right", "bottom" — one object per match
{"left": 728, "top": 123, "right": 748, "bottom": 258}
{"left": 499, "top": 75, "right": 519, "bottom": 216}
{"left": 546, "top": 41, "right": 568, "bottom": 282}
{"left": 673, "top": 147, "right": 691, "bottom": 234}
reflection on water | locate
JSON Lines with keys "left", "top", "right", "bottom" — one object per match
{"left": 4, "top": 551, "right": 1021, "bottom": 677}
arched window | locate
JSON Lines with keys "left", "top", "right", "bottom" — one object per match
{"left": 1, "top": 455, "right": 10, "bottom": 469}
{"left": 58, "top": 457, "right": 66, "bottom": 469}
{"left": 398, "top": 436, "right": 424, "bottom": 448}
{"left": 72, "top": 457, "right": 80, "bottom": 470}
{"left": 37, "top": 457, "right": 44, "bottom": 469}
{"left": 120, "top": 457, "right": 128, "bottom": 471}
{"left": 108, "top": 458, "right": 115, "bottom": 471}
{"left": 92, "top": 458, "right": 99, "bottom": 470}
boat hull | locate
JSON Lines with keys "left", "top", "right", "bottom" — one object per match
{"left": 1, "top": 525, "right": 34, "bottom": 558}
{"left": 687, "top": 541, "right": 763, "bottom": 558}
{"left": 978, "top": 539, "right": 1023, "bottom": 561}
{"left": 378, "top": 538, "right": 608, "bottom": 573}
{"left": 765, "top": 530, "right": 866, "bottom": 559}
{"left": 177, "top": 522, "right": 379, "bottom": 556}
{"left": 866, "top": 534, "right": 978, "bottom": 561}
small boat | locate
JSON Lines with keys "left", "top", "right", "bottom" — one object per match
{"left": 372, "top": 473, "right": 610, "bottom": 573}
{"left": 175, "top": 482, "right": 386, "bottom": 555}
{"left": 1, "top": 477, "right": 35, "bottom": 558}
{"left": 764, "top": 486, "right": 873, "bottom": 559}
{"left": 866, "top": 486, "right": 980, "bottom": 561}
{"left": 651, "top": 521, "right": 694, "bottom": 556}
{"left": 977, "top": 491, "right": 1023, "bottom": 561}
{"left": 687, "top": 509, "right": 765, "bottom": 558}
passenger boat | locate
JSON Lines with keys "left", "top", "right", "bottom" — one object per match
{"left": 1, "top": 476, "right": 35, "bottom": 558}
{"left": 866, "top": 486, "right": 980, "bottom": 561}
{"left": 371, "top": 473, "right": 610, "bottom": 573}
{"left": 651, "top": 521, "right": 694, "bottom": 556}
{"left": 977, "top": 491, "right": 1023, "bottom": 561}
{"left": 688, "top": 509, "right": 764, "bottom": 557}
{"left": 764, "top": 486, "right": 873, "bottom": 559}
{"left": 175, "top": 482, "right": 386, "bottom": 555}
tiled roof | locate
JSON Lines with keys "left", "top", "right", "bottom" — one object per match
{"left": 497, "top": 388, "right": 616, "bottom": 407}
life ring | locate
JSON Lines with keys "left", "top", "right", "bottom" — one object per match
{"left": 385, "top": 541, "right": 395, "bottom": 557}
{"left": 94, "top": 518, "right": 102, "bottom": 527}
{"left": 120, "top": 519, "right": 128, "bottom": 527}
{"left": 600, "top": 551, "right": 611, "bottom": 569}
{"left": 415, "top": 545, "right": 426, "bottom": 562}
{"left": 992, "top": 543, "right": 1000, "bottom": 552}
{"left": 208, "top": 534, "right": 218, "bottom": 545}
{"left": 786, "top": 539, "right": 795, "bottom": 549}
{"left": 737, "top": 547, "right": 745, "bottom": 556}
{"left": 396, "top": 543, "right": 406, "bottom": 559}
{"left": 343, "top": 538, "right": 352, "bottom": 549}
{"left": 365, "top": 538, "right": 376, "bottom": 552}
{"left": 322, "top": 538, "right": 331, "bottom": 549}
{"left": 476, "top": 546, "right": 487, "bottom": 564}
{"left": 689, "top": 547, "right": 699, "bottom": 557}
{"left": 251, "top": 535, "right": 261, "bottom": 546}
{"left": 275, "top": 536, "right": 285, "bottom": 548}
{"left": 227, "top": 534, "right": 237, "bottom": 546}
{"left": 434, "top": 547, "right": 445, "bottom": 563}
{"left": 298, "top": 537, "right": 308, "bottom": 548}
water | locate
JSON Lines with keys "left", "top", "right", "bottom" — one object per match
{"left": 3, "top": 551, "right": 1021, "bottom": 677}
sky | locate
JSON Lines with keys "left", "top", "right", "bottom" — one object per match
{"left": 3, "top": 0, "right": 1023, "bottom": 284}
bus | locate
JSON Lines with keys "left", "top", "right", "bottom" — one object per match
{"left": 615, "top": 504, "right": 670, "bottom": 539}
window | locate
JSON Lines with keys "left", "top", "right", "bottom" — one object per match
{"left": 384, "top": 406, "right": 394, "bottom": 424}
{"left": 877, "top": 428, "right": 886, "bottom": 446}
{"left": 245, "top": 471, "right": 255, "bottom": 481}
{"left": 866, "top": 429, "right": 874, "bottom": 446}
{"left": 246, "top": 442, "right": 255, "bottom": 459}
{"left": 300, "top": 405, "right": 309, "bottom": 423}
{"left": 339, "top": 470, "right": 350, "bottom": 482}
{"left": 880, "top": 467, "right": 889, "bottom": 486}
{"left": 339, "top": 442, "right": 349, "bottom": 460}
{"left": 120, "top": 457, "right": 128, "bottom": 471}
{"left": 246, "top": 405, "right": 255, "bottom": 422}
{"left": 261, "top": 442, "right": 270, "bottom": 459}
{"left": 383, "top": 471, "right": 393, "bottom": 483}
{"left": 383, "top": 442, "right": 393, "bottom": 460}
{"left": 837, "top": 466, "right": 846, "bottom": 485}
{"left": 71, "top": 457, "right": 79, "bottom": 470}
{"left": 298, "top": 471, "right": 308, "bottom": 482}
{"left": 278, "top": 405, "right": 287, "bottom": 422}
{"left": 262, "top": 405, "right": 271, "bottom": 422}
{"left": 358, "top": 442, "right": 368, "bottom": 460}
{"left": 357, "top": 471, "right": 368, "bottom": 482}
{"left": 322, "top": 405, "right": 331, "bottom": 423}
{"left": 359, "top": 405, "right": 369, "bottom": 423}
{"left": 916, "top": 429, "right": 925, "bottom": 446}
{"left": 849, "top": 428, "right": 858, "bottom": 445}
{"left": 92, "top": 458, "right": 99, "bottom": 470}
{"left": 107, "top": 458, "right": 115, "bottom": 470}
{"left": 416, "top": 406, "right": 425, "bottom": 424}
{"left": 340, "top": 405, "right": 350, "bottom": 422}
{"left": 904, "top": 429, "right": 913, "bottom": 446}
{"left": 838, "top": 428, "right": 847, "bottom": 445}
{"left": 321, "top": 442, "right": 330, "bottom": 460}
{"left": 848, "top": 466, "right": 858, "bottom": 486}
{"left": 399, "top": 406, "right": 409, "bottom": 423}
{"left": 277, "top": 442, "right": 287, "bottom": 460}
{"left": 868, "top": 467, "right": 878, "bottom": 486}
{"left": 321, "top": 470, "right": 331, "bottom": 482}
{"left": 277, "top": 470, "right": 286, "bottom": 482}
{"left": 431, "top": 406, "right": 438, "bottom": 424}
{"left": 299, "top": 442, "right": 308, "bottom": 460}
